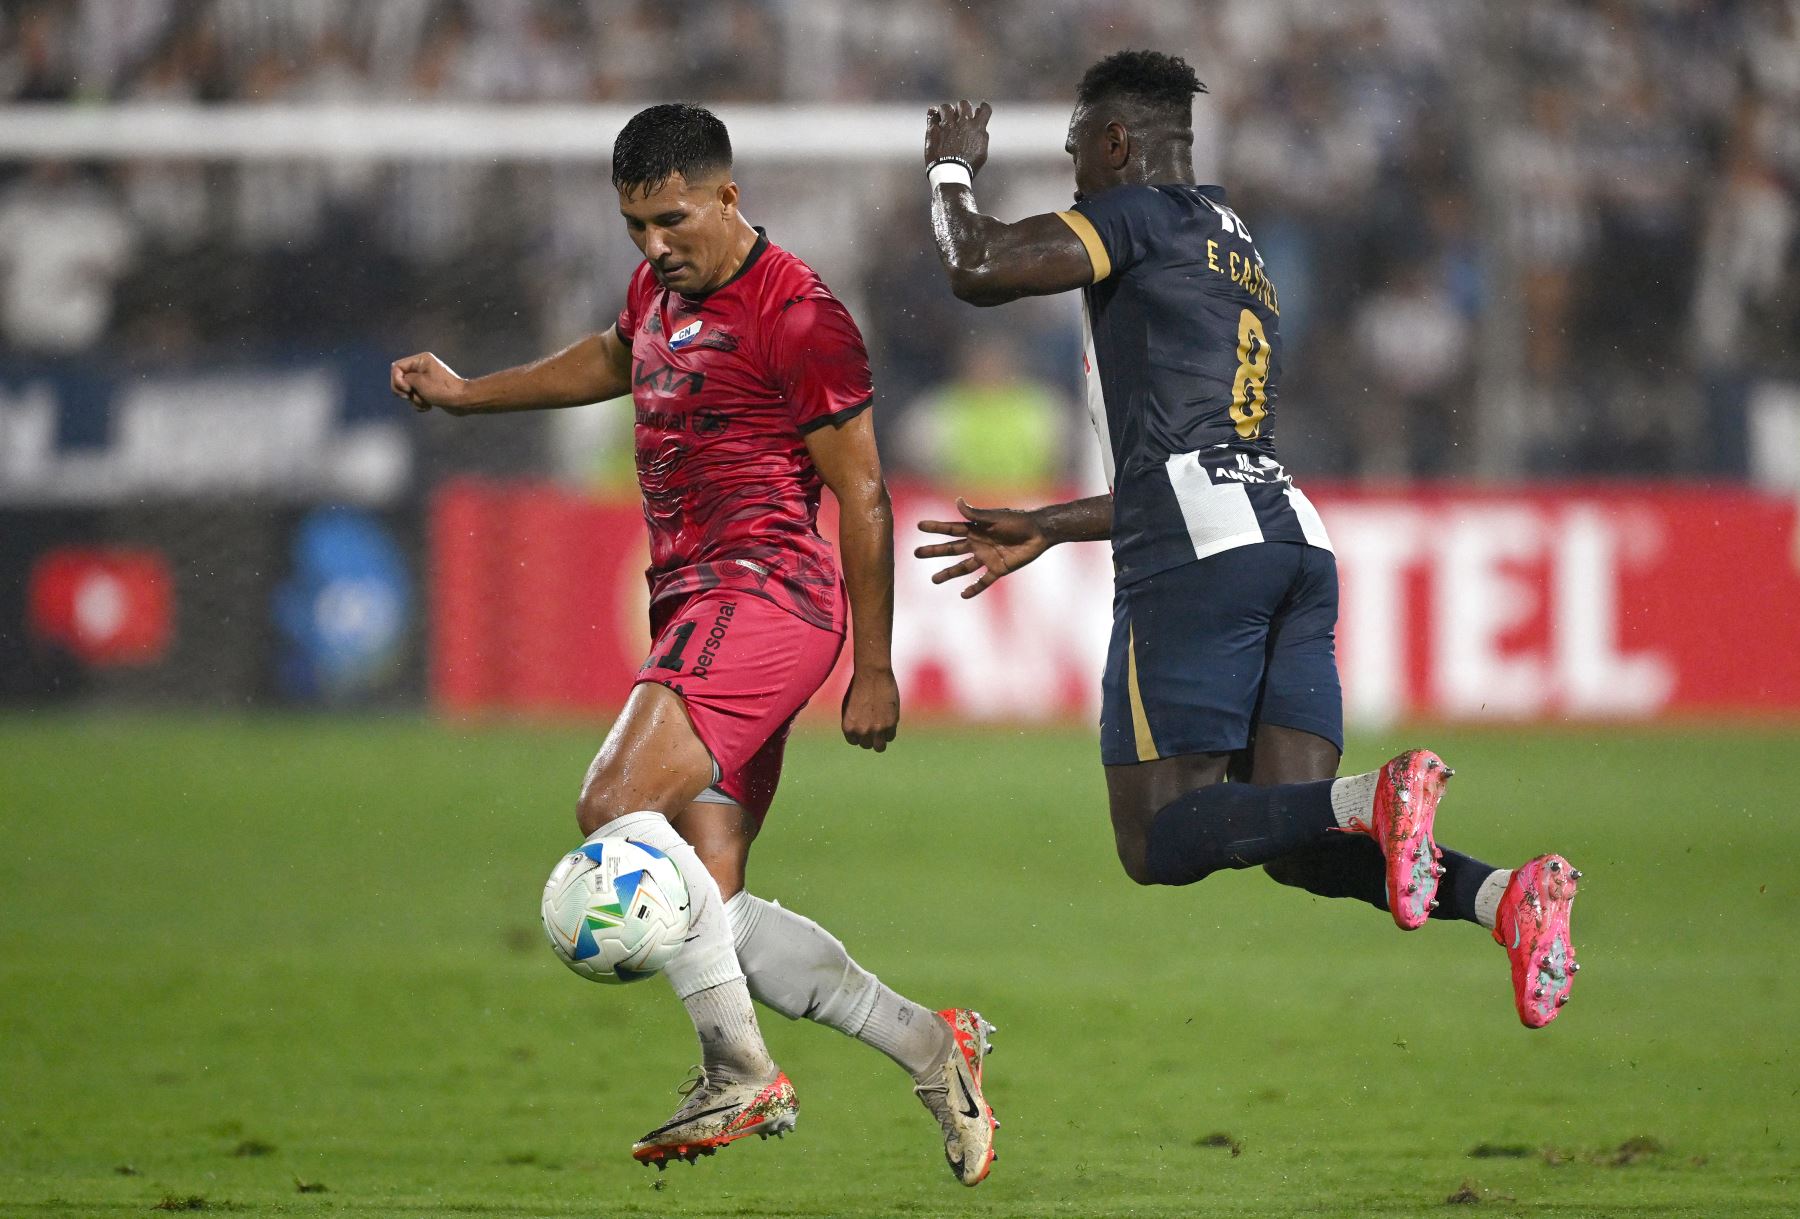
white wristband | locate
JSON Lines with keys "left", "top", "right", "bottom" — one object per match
{"left": 928, "top": 160, "right": 974, "bottom": 191}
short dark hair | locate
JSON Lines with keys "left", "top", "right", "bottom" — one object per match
{"left": 611, "top": 102, "right": 733, "bottom": 196}
{"left": 1076, "top": 50, "right": 1207, "bottom": 125}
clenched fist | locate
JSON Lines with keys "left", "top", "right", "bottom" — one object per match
{"left": 390, "top": 352, "right": 472, "bottom": 415}
{"left": 924, "top": 100, "right": 992, "bottom": 176}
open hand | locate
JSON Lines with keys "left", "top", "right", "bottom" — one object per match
{"left": 915, "top": 498, "right": 1051, "bottom": 598}
{"left": 924, "top": 100, "right": 992, "bottom": 176}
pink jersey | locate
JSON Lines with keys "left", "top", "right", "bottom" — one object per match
{"left": 616, "top": 231, "right": 873, "bottom": 634}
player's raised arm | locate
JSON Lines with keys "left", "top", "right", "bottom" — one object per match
{"left": 924, "top": 101, "right": 1100, "bottom": 306}
{"left": 806, "top": 411, "right": 900, "bottom": 752}
{"left": 390, "top": 325, "right": 633, "bottom": 416}
{"left": 915, "top": 495, "right": 1112, "bottom": 598}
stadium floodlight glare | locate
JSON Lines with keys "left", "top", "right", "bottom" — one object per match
{"left": 0, "top": 103, "right": 1085, "bottom": 162}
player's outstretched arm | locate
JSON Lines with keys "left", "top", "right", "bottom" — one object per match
{"left": 916, "top": 495, "right": 1112, "bottom": 599}
{"left": 389, "top": 327, "right": 633, "bottom": 415}
{"left": 805, "top": 411, "right": 900, "bottom": 752}
{"left": 924, "top": 100, "right": 1096, "bottom": 306}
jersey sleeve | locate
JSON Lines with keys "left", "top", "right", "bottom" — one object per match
{"left": 1058, "top": 185, "right": 1167, "bottom": 283}
{"left": 768, "top": 292, "right": 874, "bottom": 434}
{"left": 615, "top": 262, "right": 654, "bottom": 344}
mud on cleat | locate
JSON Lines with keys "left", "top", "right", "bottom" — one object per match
{"left": 914, "top": 1008, "right": 999, "bottom": 1186}
{"left": 631, "top": 1069, "right": 798, "bottom": 1167}
{"left": 1349, "top": 749, "right": 1453, "bottom": 930}
{"left": 1494, "top": 854, "right": 1580, "bottom": 1028}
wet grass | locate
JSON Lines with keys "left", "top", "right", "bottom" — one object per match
{"left": 3, "top": 715, "right": 1796, "bottom": 1217}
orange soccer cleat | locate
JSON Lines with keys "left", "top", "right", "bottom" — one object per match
{"left": 913, "top": 1009, "right": 998, "bottom": 1186}
{"left": 632, "top": 1069, "right": 797, "bottom": 1168}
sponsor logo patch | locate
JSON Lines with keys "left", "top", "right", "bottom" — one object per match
{"left": 692, "top": 602, "right": 736, "bottom": 682}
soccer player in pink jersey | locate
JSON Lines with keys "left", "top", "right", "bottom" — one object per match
{"left": 391, "top": 104, "right": 997, "bottom": 1184}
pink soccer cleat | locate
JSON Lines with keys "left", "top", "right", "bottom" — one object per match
{"left": 1346, "top": 749, "right": 1453, "bottom": 930}
{"left": 1494, "top": 854, "right": 1581, "bottom": 1028}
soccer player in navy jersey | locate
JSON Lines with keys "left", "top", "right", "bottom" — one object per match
{"left": 915, "top": 52, "right": 1580, "bottom": 1028}
{"left": 392, "top": 104, "right": 997, "bottom": 1183}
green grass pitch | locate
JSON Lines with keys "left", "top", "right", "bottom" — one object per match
{"left": 3, "top": 715, "right": 1797, "bottom": 1217}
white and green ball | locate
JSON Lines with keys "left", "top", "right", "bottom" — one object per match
{"left": 541, "top": 839, "right": 690, "bottom": 983}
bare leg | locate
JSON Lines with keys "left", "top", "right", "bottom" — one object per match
{"left": 672, "top": 798, "right": 760, "bottom": 900}
{"left": 576, "top": 682, "right": 715, "bottom": 834}
{"left": 1104, "top": 751, "right": 1230, "bottom": 884}
{"left": 1245, "top": 724, "right": 1341, "bottom": 785}
{"left": 572, "top": 683, "right": 775, "bottom": 1089}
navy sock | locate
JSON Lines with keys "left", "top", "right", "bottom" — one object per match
{"left": 1143, "top": 780, "right": 1337, "bottom": 885}
{"left": 1431, "top": 848, "right": 1498, "bottom": 924}
{"left": 1262, "top": 834, "right": 1498, "bottom": 925}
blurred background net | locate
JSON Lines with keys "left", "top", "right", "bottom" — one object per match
{"left": 2, "top": 0, "right": 1797, "bottom": 712}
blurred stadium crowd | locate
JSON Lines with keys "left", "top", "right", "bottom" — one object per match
{"left": 1, "top": 0, "right": 1796, "bottom": 484}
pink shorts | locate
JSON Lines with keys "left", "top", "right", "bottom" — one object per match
{"left": 635, "top": 589, "right": 843, "bottom": 819}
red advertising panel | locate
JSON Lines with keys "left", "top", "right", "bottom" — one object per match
{"left": 429, "top": 480, "right": 1800, "bottom": 725}
{"left": 27, "top": 547, "right": 174, "bottom": 668}
{"left": 1324, "top": 486, "right": 1800, "bottom": 724}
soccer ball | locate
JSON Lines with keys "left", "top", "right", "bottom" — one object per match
{"left": 541, "top": 838, "right": 690, "bottom": 983}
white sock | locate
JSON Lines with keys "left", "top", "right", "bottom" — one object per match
{"left": 1329, "top": 771, "right": 1380, "bottom": 831}
{"left": 859, "top": 992, "right": 954, "bottom": 1083}
{"left": 1474, "top": 868, "right": 1512, "bottom": 931}
{"left": 681, "top": 979, "right": 776, "bottom": 1084}
{"left": 589, "top": 812, "right": 773, "bottom": 1082}
{"left": 726, "top": 891, "right": 952, "bottom": 1082}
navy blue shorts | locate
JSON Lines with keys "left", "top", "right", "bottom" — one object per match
{"left": 1100, "top": 542, "right": 1343, "bottom": 766}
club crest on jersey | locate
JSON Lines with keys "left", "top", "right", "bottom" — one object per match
{"left": 669, "top": 320, "right": 704, "bottom": 351}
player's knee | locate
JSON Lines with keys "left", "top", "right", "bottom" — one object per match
{"left": 1120, "top": 858, "right": 1160, "bottom": 886}
{"left": 574, "top": 774, "right": 625, "bottom": 837}
{"left": 1114, "top": 835, "right": 1160, "bottom": 886}
{"left": 1118, "top": 810, "right": 1237, "bottom": 886}
{"left": 574, "top": 801, "right": 606, "bottom": 838}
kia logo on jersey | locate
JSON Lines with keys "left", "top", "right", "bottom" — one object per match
{"left": 669, "top": 320, "right": 703, "bottom": 350}
{"left": 27, "top": 548, "right": 173, "bottom": 667}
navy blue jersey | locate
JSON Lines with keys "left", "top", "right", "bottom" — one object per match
{"left": 1058, "top": 184, "right": 1331, "bottom": 586}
